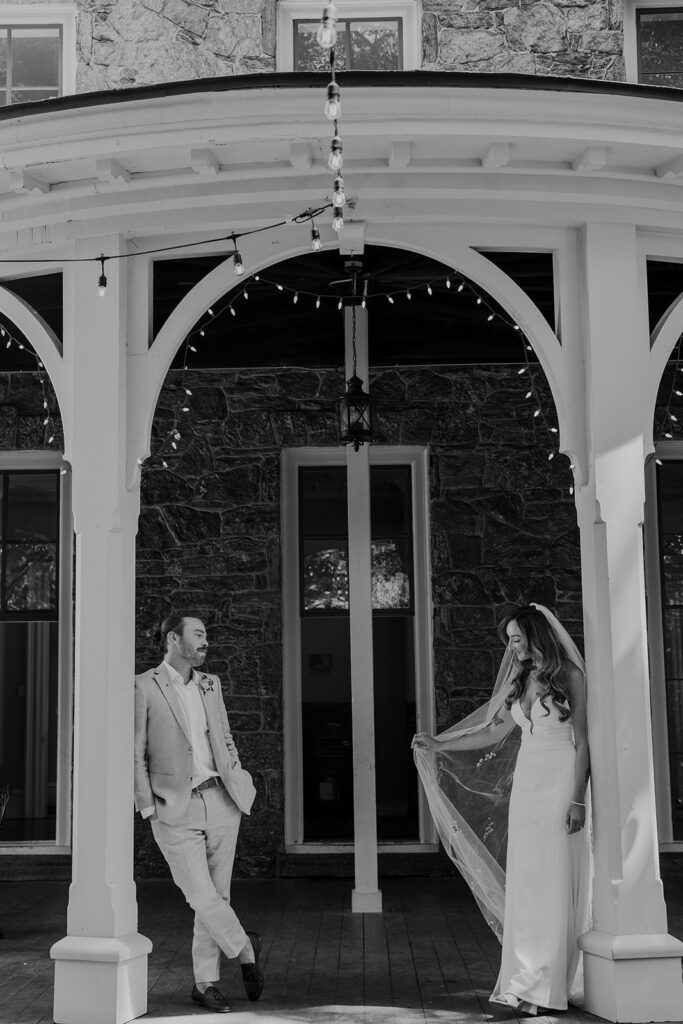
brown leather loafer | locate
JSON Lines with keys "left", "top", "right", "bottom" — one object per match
{"left": 191, "top": 984, "right": 231, "bottom": 1013}
{"left": 240, "top": 931, "right": 264, "bottom": 1001}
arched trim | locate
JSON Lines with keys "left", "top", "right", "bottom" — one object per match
{"left": 649, "top": 294, "right": 683, "bottom": 453}
{"left": 0, "top": 285, "right": 67, "bottom": 452}
{"left": 132, "top": 234, "right": 576, "bottom": 474}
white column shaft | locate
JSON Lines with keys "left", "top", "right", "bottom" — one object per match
{"left": 51, "top": 244, "right": 151, "bottom": 1024}
{"left": 344, "top": 305, "right": 382, "bottom": 913}
{"left": 576, "top": 223, "right": 683, "bottom": 1022}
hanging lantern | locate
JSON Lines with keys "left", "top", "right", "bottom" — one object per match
{"left": 337, "top": 374, "right": 374, "bottom": 451}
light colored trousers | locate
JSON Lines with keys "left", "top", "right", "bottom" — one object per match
{"left": 151, "top": 783, "right": 248, "bottom": 983}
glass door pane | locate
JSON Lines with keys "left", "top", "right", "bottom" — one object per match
{"left": 657, "top": 462, "right": 683, "bottom": 840}
{"left": 298, "top": 462, "right": 418, "bottom": 842}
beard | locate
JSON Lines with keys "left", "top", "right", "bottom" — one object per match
{"left": 179, "top": 641, "right": 207, "bottom": 668}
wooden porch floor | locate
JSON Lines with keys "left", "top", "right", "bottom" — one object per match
{"left": 1, "top": 876, "right": 682, "bottom": 1024}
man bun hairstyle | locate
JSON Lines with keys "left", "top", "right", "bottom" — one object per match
{"left": 147, "top": 612, "right": 198, "bottom": 653}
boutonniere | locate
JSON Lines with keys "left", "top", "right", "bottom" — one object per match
{"left": 198, "top": 675, "right": 215, "bottom": 695}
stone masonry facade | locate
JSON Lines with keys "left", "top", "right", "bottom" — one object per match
{"left": 0, "top": 363, "right": 585, "bottom": 875}
{"left": 15, "top": 0, "right": 625, "bottom": 91}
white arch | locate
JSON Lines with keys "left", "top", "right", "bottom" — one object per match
{"left": 0, "top": 285, "right": 68, "bottom": 452}
{"left": 648, "top": 293, "right": 683, "bottom": 453}
{"left": 130, "top": 231, "right": 573, "bottom": 470}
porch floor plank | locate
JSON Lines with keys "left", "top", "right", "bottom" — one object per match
{"left": 0, "top": 876, "right": 681, "bottom": 1024}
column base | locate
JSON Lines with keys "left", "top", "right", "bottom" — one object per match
{"left": 579, "top": 929, "right": 683, "bottom": 1022}
{"left": 352, "top": 888, "right": 382, "bottom": 913}
{"left": 51, "top": 932, "right": 153, "bottom": 1024}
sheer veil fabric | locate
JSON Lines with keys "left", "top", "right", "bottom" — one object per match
{"left": 413, "top": 603, "right": 589, "bottom": 944}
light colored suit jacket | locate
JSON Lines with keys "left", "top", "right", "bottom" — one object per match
{"left": 134, "top": 662, "right": 244, "bottom": 825}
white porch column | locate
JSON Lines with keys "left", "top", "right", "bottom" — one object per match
{"left": 576, "top": 223, "right": 683, "bottom": 1023}
{"left": 344, "top": 305, "right": 382, "bottom": 913}
{"left": 50, "top": 242, "right": 152, "bottom": 1024}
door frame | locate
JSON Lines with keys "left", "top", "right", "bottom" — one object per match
{"left": 282, "top": 444, "right": 437, "bottom": 852}
{"left": 0, "top": 451, "right": 72, "bottom": 854}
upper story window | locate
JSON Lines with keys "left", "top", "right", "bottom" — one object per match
{"left": 294, "top": 17, "right": 402, "bottom": 71}
{"left": 277, "top": 1, "right": 419, "bottom": 72}
{"left": 637, "top": 7, "right": 683, "bottom": 86}
{"left": 0, "top": 25, "right": 62, "bottom": 104}
{"left": 0, "top": 5, "right": 76, "bottom": 105}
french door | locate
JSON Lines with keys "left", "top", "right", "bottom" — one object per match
{"left": 283, "top": 446, "right": 435, "bottom": 851}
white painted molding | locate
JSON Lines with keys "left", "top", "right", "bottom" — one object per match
{"left": 337, "top": 219, "right": 365, "bottom": 255}
{"left": 0, "top": 3, "right": 77, "bottom": 97}
{"left": 190, "top": 149, "right": 220, "bottom": 176}
{"left": 96, "top": 159, "right": 132, "bottom": 186}
{"left": 389, "top": 141, "right": 412, "bottom": 169}
{"left": 276, "top": 0, "right": 420, "bottom": 71}
{"left": 482, "top": 142, "right": 511, "bottom": 169}
{"left": 572, "top": 146, "right": 607, "bottom": 172}
{"left": 9, "top": 170, "right": 50, "bottom": 195}
{"left": 289, "top": 142, "right": 312, "bottom": 170}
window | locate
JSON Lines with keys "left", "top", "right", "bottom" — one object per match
{"left": 637, "top": 8, "right": 683, "bottom": 86}
{"left": 294, "top": 18, "right": 402, "bottom": 72}
{"left": 0, "top": 25, "right": 62, "bottom": 104}
{"left": 277, "top": 1, "right": 419, "bottom": 73}
{"left": 0, "top": 457, "right": 72, "bottom": 852}
{"left": 0, "top": 5, "right": 76, "bottom": 104}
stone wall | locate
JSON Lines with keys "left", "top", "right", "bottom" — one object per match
{"left": 422, "top": 0, "right": 624, "bottom": 80}
{"left": 43, "top": 0, "right": 626, "bottom": 92}
{"left": 134, "top": 360, "right": 582, "bottom": 877}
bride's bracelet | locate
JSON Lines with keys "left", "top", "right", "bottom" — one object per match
{"left": 570, "top": 799, "right": 585, "bottom": 807}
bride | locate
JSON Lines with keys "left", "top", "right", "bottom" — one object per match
{"left": 413, "top": 604, "right": 591, "bottom": 1015}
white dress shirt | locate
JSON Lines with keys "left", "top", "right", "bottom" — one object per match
{"left": 141, "top": 660, "right": 219, "bottom": 818}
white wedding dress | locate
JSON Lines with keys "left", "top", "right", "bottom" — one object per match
{"left": 490, "top": 694, "right": 591, "bottom": 1014}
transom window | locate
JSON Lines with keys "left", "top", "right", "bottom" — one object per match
{"left": 293, "top": 17, "right": 403, "bottom": 71}
{"left": 636, "top": 7, "right": 683, "bottom": 86}
{"left": 0, "top": 24, "right": 62, "bottom": 105}
{"left": 276, "top": 1, "right": 419, "bottom": 73}
{"left": 0, "top": 471, "right": 59, "bottom": 617}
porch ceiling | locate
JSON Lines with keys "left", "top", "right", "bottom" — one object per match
{"left": 1, "top": 73, "right": 683, "bottom": 248}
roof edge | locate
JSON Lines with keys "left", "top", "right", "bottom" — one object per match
{"left": 1, "top": 69, "right": 683, "bottom": 123}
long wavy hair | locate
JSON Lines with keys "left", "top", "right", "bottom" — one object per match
{"left": 499, "top": 605, "right": 571, "bottom": 720}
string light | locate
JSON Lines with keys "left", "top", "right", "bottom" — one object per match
{"left": 325, "top": 80, "right": 341, "bottom": 121}
{"left": 329, "top": 135, "right": 343, "bottom": 171}
{"left": 317, "top": 2, "right": 338, "bottom": 48}
{"left": 387, "top": 295, "right": 394, "bottom": 304}
{"left": 332, "top": 176, "right": 346, "bottom": 208}
{"left": 232, "top": 246, "right": 245, "bottom": 277}
{"left": 332, "top": 209, "right": 344, "bottom": 232}
{"left": 311, "top": 225, "right": 322, "bottom": 251}
{"left": 97, "top": 255, "right": 107, "bottom": 298}
{"left": 293, "top": 292, "right": 299, "bottom": 304}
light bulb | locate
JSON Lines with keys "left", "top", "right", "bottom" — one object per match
{"left": 233, "top": 250, "right": 245, "bottom": 276}
{"left": 332, "top": 208, "right": 344, "bottom": 232}
{"left": 332, "top": 176, "right": 346, "bottom": 207}
{"left": 311, "top": 226, "right": 322, "bottom": 251}
{"left": 329, "top": 136, "right": 343, "bottom": 171}
{"left": 97, "top": 254, "right": 107, "bottom": 297}
{"left": 317, "top": 4, "right": 338, "bottom": 48}
{"left": 325, "top": 81, "right": 341, "bottom": 121}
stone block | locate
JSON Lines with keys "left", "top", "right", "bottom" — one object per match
{"left": 0, "top": 405, "right": 17, "bottom": 448}
{"left": 196, "top": 464, "right": 261, "bottom": 506}
{"left": 405, "top": 369, "right": 454, "bottom": 403}
{"left": 431, "top": 403, "right": 481, "bottom": 444}
{"left": 141, "top": 469, "right": 195, "bottom": 505}
{"left": 371, "top": 369, "right": 407, "bottom": 405}
{"left": 161, "top": 0, "right": 210, "bottom": 38}
{"left": 482, "top": 519, "right": 549, "bottom": 569}
{"left": 438, "top": 27, "right": 506, "bottom": 65}
{"left": 205, "top": 11, "right": 263, "bottom": 58}
{"left": 503, "top": 3, "right": 568, "bottom": 52}
{"left": 164, "top": 504, "right": 223, "bottom": 543}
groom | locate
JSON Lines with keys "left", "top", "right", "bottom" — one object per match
{"left": 134, "top": 612, "right": 264, "bottom": 1013}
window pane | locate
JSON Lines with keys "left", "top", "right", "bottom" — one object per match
{"left": 638, "top": 10, "right": 683, "bottom": 84}
{"left": 657, "top": 461, "right": 683, "bottom": 839}
{"left": 294, "top": 21, "right": 348, "bottom": 71}
{"left": 5, "top": 542, "right": 56, "bottom": 610}
{"left": 11, "top": 27, "right": 60, "bottom": 89}
{"left": 303, "top": 540, "right": 349, "bottom": 609}
{"left": 350, "top": 19, "right": 401, "bottom": 70}
{"left": 7, "top": 473, "right": 58, "bottom": 542}
{"left": 0, "top": 30, "right": 8, "bottom": 96}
